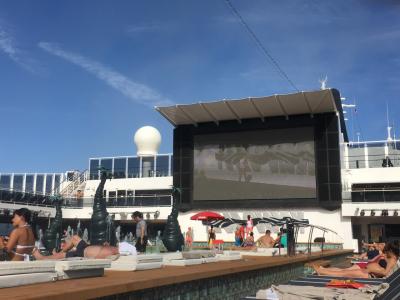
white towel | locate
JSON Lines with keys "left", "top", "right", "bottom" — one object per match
{"left": 118, "top": 242, "right": 137, "bottom": 256}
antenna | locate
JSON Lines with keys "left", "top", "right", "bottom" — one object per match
{"left": 386, "top": 102, "right": 393, "bottom": 142}
{"left": 350, "top": 99, "right": 356, "bottom": 142}
{"left": 319, "top": 76, "right": 328, "bottom": 90}
{"left": 393, "top": 121, "right": 397, "bottom": 150}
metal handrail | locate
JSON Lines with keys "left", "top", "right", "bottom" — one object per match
{"left": 58, "top": 170, "right": 88, "bottom": 196}
{"left": 0, "top": 187, "right": 173, "bottom": 209}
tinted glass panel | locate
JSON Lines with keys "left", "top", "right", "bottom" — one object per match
{"left": 156, "top": 155, "right": 170, "bottom": 177}
{"left": 89, "top": 159, "right": 99, "bottom": 180}
{"left": 0, "top": 175, "right": 11, "bottom": 189}
{"left": 117, "top": 190, "right": 126, "bottom": 206}
{"left": 13, "top": 175, "right": 23, "bottom": 191}
{"left": 36, "top": 175, "right": 44, "bottom": 194}
{"left": 108, "top": 191, "right": 116, "bottom": 206}
{"left": 135, "top": 189, "right": 172, "bottom": 206}
{"left": 100, "top": 159, "right": 112, "bottom": 174}
{"left": 142, "top": 157, "right": 154, "bottom": 177}
{"left": 113, "top": 158, "right": 126, "bottom": 179}
{"left": 128, "top": 157, "right": 140, "bottom": 178}
{"left": 54, "top": 175, "right": 61, "bottom": 193}
{"left": 25, "top": 175, "right": 34, "bottom": 193}
{"left": 45, "top": 174, "right": 53, "bottom": 194}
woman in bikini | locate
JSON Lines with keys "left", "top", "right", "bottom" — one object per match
{"left": 33, "top": 235, "right": 119, "bottom": 260}
{"left": 246, "top": 215, "right": 253, "bottom": 239}
{"left": 314, "top": 242, "right": 400, "bottom": 278}
{"left": 0, "top": 208, "right": 36, "bottom": 261}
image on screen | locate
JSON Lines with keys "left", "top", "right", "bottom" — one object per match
{"left": 193, "top": 127, "right": 316, "bottom": 201}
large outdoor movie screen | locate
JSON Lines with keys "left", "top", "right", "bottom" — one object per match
{"left": 193, "top": 127, "right": 316, "bottom": 201}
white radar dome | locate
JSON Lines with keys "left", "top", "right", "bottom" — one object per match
{"left": 134, "top": 126, "right": 162, "bottom": 156}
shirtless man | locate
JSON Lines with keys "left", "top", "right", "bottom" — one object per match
{"left": 257, "top": 230, "right": 275, "bottom": 248}
{"left": 33, "top": 235, "right": 119, "bottom": 260}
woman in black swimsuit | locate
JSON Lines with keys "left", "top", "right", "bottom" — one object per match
{"left": 33, "top": 235, "right": 119, "bottom": 260}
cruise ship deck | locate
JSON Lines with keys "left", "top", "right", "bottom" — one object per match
{"left": 0, "top": 250, "right": 351, "bottom": 300}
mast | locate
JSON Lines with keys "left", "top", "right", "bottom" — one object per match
{"left": 386, "top": 102, "right": 393, "bottom": 142}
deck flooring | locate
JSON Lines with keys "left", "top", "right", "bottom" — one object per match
{"left": 0, "top": 249, "right": 351, "bottom": 300}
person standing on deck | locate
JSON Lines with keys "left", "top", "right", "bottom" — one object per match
{"left": 208, "top": 225, "right": 216, "bottom": 249}
{"left": 246, "top": 215, "right": 253, "bottom": 238}
{"left": 132, "top": 211, "right": 147, "bottom": 253}
{"left": 239, "top": 224, "right": 246, "bottom": 245}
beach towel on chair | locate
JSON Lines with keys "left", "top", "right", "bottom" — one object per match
{"left": 266, "top": 283, "right": 389, "bottom": 300}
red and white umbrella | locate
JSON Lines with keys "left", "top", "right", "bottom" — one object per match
{"left": 190, "top": 211, "right": 225, "bottom": 221}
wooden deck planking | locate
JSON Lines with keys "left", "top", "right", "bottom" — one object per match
{"left": 0, "top": 250, "right": 352, "bottom": 300}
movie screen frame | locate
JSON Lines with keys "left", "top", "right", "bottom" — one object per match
{"left": 192, "top": 127, "right": 316, "bottom": 201}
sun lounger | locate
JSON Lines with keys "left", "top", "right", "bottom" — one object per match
{"left": 163, "top": 258, "right": 204, "bottom": 266}
{"left": 0, "top": 272, "right": 57, "bottom": 288}
{"left": 288, "top": 277, "right": 382, "bottom": 287}
{"left": 161, "top": 252, "right": 183, "bottom": 262}
{"left": 0, "top": 261, "right": 56, "bottom": 276}
{"left": 267, "top": 263, "right": 400, "bottom": 299}
{"left": 240, "top": 248, "right": 287, "bottom": 257}
{"left": 55, "top": 258, "right": 111, "bottom": 279}
{"left": 0, "top": 261, "right": 58, "bottom": 288}
{"left": 260, "top": 283, "right": 390, "bottom": 300}
{"left": 182, "top": 250, "right": 216, "bottom": 259}
{"left": 109, "top": 254, "right": 163, "bottom": 271}
{"left": 203, "top": 256, "right": 219, "bottom": 263}
{"left": 216, "top": 251, "right": 242, "bottom": 261}
{"left": 306, "top": 274, "right": 385, "bottom": 283}
{"left": 163, "top": 255, "right": 221, "bottom": 266}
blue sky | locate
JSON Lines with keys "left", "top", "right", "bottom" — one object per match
{"left": 1, "top": 0, "right": 400, "bottom": 172}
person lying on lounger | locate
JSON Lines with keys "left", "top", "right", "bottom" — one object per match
{"left": 314, "top": 242, "right": 399, "bottom": 278}
{"left": 33, "top": 235, "right": 119, "bottom": 260}
{"left": 0, "top": 208, "right": 36, "bottom": 261}
{"left": 350, "top": 242, "right": 385, "bottom": 261}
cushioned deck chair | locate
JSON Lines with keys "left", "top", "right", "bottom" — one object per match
{"left": 284, "top": 273, "right": 400, "bottom": 300}
{"left": 375, "top": 271, "right": 400, "bottom": 300}
{"left": 241, "top": 264, "right": 400, "bottom": 299}
{"left": 288, "top": 277, "right": 382, "bottom": 287}
{"left": 287, "top": 266, "right": 400, "bottom": 287}
{"left": 284, "top": 266, "right": 400, "bottom": 300}
{"left": 305, "top": 264, "right": 400, "bottom": 283}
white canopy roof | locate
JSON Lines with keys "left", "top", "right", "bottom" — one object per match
{"left": 156, "top": 89, "right": 343, "bottom": 127}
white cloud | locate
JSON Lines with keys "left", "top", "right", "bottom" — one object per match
{"left": 367, "top": 28, "right": 400, "bottom": 41}
{"left": 0, "top": 28, "right": 18, "bottom": 59}
{"left": 0, "top": 25, "right": 36, "bottom": 72}
{"left": 38, "top": 42, "right": 172, "bottom": 107}
{"left": 126, "top": 23, "right": 163, "bottom": 34}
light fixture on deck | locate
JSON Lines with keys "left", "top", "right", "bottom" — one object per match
{"left": 394, "top": 210, "right": 399, "bottom": 217}
{"left": 381, "top": 210, "right": 389, "bottom": 217}
{"left": 360, "top": 210, "right": 365, "bottom": 216}
{"left": 370, "top": 210, "right": 376, "bottom": 217}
